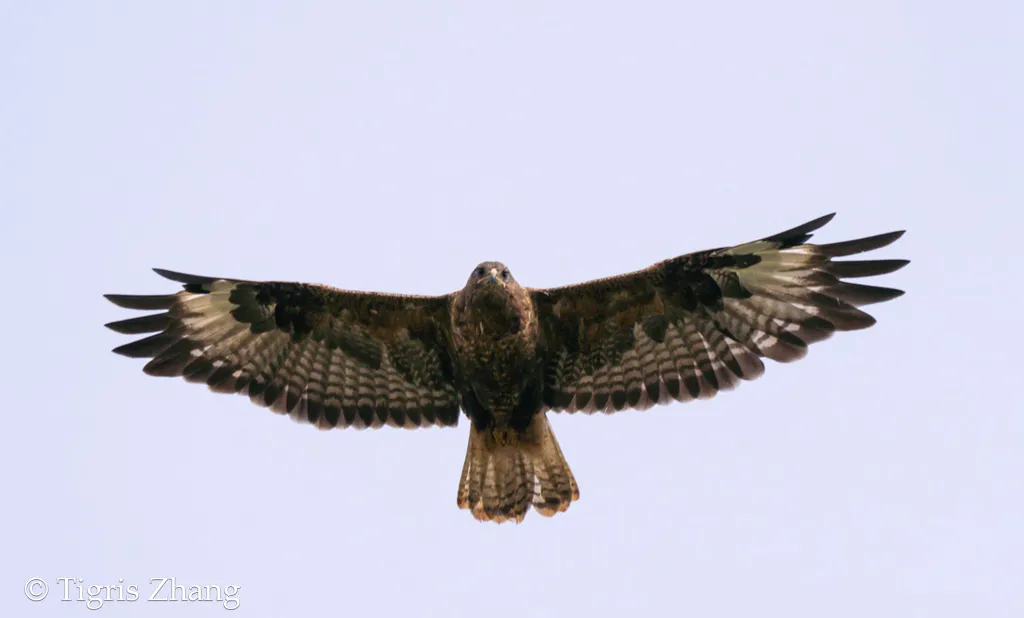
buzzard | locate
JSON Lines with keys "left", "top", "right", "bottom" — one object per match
{"left": 105, "top": 213, "right": 907, "bottom": 523}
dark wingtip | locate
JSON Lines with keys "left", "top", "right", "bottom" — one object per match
{"left": 153, "top": 268, "right": 252, "bottom": 286}
{"left": 814, "top": 212, "right": 838, "bottom": 226}
{"left": 105, "top": 313, "right": 172, "bottom": 334}
{"left": 879, "top": 230, "right": 907, "bottom": 246}
{"left": 104, "top": 293, "right": 176, "bottom": 310}
{"left": 826, "top": 258, "right": 911, "bottom": 279}
{"left": 763, "top": 213, "right": 837, "bottom": 246}
{"left": 109, "top": 329, "right": 182, "bottom": 358}
{"left": 111, "top": 340, "right": 145, "bottom": 358}
{"left": 847, "top": 313, "right": 878, "bottom": 330}
{"left": 152, "top": 268, "right": 213, "bottom": 284}
{"left": 830, "top": 283, "right": 906, "bottom": 306}
{"left": 820, "top": 230, "right": 906, "bottom": 257}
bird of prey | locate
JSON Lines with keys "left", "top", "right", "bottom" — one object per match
{"left": 105, "top": 213, "right": 907, "bottom": 523}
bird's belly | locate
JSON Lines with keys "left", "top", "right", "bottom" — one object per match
{"left": 457, "top": 347, "right": 539, "bottom": 428}
{"left": 465, "top": 356, "right": 524, "bottom": 398}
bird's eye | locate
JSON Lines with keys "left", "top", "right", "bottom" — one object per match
{"left": 501, "top": 269, "right": 510, "bottom": 281}
{"left": 475, "top": 267, "right": 486, "bottom": 277}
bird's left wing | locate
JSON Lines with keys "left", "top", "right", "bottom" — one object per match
{"left": 532, "top": 214, "right": 908, "bottom": 414}
{"left": 105, "top": 269, "right": 460, "bottom": 429}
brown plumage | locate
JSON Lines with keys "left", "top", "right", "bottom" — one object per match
{"left": 105, "top": 213, "right": 908, "bottom": 523}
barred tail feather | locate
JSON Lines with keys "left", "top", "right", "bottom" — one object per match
{"left": 457, "top": 415, "right": 579, "bottom": 523}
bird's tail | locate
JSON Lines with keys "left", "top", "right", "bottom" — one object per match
{"left": 457, "top": 414, "right": 579, "bottom": 523}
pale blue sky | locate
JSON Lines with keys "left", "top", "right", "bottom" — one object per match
{"left": 2, "top": 2, "right": 1021, "bottom": 616}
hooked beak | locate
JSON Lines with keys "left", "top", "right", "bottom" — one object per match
{"left": 486, "top": 268, "right": 505, "bottom": 287}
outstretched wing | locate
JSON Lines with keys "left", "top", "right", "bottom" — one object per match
{"left": 105, "top": 269, "right": 460, "bottom": 429}
{"left": 533, "top": 213, "right": 908, "bottom": 413}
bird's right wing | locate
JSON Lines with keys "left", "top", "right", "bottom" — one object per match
{"left": 105, "top": 269, "right": 460, "bottom": 429}
{"left": 532, "top": 214, "right": 908, "bottom": 414}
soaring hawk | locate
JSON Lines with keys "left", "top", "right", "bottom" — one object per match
{"left": 105, "top": 213, "right": 907, "bottom": 523}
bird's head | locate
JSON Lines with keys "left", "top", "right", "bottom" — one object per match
{"left": 464, "top": 260, "right": 528, "bottom": 306}
{"left": 464, "top": 261, "right": 520, "bottom": 297}
{"left": 459, "top": 261, "right": 530, "bottom": 332}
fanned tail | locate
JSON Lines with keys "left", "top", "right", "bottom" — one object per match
{"left": 457, "top": 414, "right": 579, "bottom": 523}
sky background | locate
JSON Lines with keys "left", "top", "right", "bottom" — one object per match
{"left": 2, "top": 1, "right": 1021, "bottom": 616}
